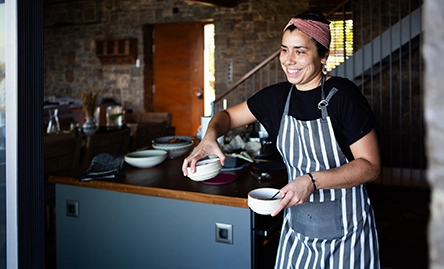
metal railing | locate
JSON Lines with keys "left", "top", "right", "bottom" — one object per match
{"left": 211, "top": 50, "right": 284, "bottom": 114}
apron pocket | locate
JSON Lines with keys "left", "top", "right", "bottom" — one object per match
{"left": 290, "top": 200, "right": 343, "bottom": 240}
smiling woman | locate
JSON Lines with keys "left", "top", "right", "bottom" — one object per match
{"left": 183, "top": 10, "right": 381, "bottom": 269}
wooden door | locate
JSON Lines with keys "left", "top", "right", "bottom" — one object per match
{"left": 153, "top": 22, "right": 205, "bottom": 136}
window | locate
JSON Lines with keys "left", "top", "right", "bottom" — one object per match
{"left": 326, "top": 19, "right": 353, "bottom": 72}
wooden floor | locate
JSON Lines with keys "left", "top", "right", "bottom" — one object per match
{"left": 44, "top": 183, "right": 430, "bottom": 269}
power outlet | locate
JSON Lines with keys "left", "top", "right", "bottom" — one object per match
{"left": 66, "top": 200, "right": 79, "bottom": 218}
{"left": 215, "top": 222, "right": 233, "bottom": 244}
{"left": 226, "top": 59, "right": 233, "bottom": 86}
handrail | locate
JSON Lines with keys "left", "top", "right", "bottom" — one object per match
{"left": 213, "top": 49, "right": 280, "bottom": 104}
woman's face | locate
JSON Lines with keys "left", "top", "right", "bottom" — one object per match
{"left": 279, "top": 29, "right": 327, "bottom": 90}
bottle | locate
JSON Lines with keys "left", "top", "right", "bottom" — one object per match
{"left": 47, "top": 108, "right": 60, "bottom": 134}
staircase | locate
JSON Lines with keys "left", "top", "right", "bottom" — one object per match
{"left": 329, "top": 6, "right": 422, "bottom": 87}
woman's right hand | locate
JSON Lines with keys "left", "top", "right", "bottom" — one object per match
{"left": 181, "top": 136, "right": 226, "bottom": 176}
{"left": 182, "top": 101, "right": 257, "bottom": 176}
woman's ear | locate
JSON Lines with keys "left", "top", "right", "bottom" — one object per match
{"left": 321, "top": 52, "right": 329, "bottom": 65}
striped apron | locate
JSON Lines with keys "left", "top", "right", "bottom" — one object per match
{"left": 274, "top": 78, "right": 380, "bottom": 269}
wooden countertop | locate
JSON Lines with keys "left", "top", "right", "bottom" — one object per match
{"left": 49, "top": 157, "right": 288, "bottom": 208}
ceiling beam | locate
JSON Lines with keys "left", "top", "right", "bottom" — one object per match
{"left": 185, "top": 0, "right": 240, "bottom": 8}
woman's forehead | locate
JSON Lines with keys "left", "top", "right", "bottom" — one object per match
{"left": 281, "top": 30, "right": 315, "bottom": 48}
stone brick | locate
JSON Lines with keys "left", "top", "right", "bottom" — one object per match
{"left": 65, "top": 71, "right": 74, "bottom": 83}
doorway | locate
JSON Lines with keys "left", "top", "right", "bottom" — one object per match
{"left": 143, "top": 22, "right": 214, "bottom": 136}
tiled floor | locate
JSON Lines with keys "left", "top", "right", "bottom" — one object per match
{"left": 44, "top": 183, "right": 430, "bottom": 269}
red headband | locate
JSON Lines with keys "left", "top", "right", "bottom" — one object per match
{"left": 283, "top": 18, "right": 331, "bottom": 50}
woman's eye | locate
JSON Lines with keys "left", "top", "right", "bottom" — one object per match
{"left": 296, "top": 50, "right": 304, "bottom": 55}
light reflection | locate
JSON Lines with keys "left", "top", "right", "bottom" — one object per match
{"left": 0, "top": 1, "right": 6, "bottom": 268}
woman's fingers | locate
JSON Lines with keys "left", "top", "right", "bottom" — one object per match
{"left": 182, "top": 139, "right": 224, "bottom": 175}
{"left": 270, "top": 179, "right": 311, "bottom": 216}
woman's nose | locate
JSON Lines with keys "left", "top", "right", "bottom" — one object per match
{"left": 282, "top": 55, "right": 295, "bottom": 65}
{"left": 282, "top": 52, "right": 295, "bottom": 65}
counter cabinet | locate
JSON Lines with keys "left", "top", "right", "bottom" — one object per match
{"left": 50, "top": 157, "right": 287, "bottom": 269}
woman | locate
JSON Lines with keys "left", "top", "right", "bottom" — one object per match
{"left": 183, "top": 10, "right": 380, "bottom": 268}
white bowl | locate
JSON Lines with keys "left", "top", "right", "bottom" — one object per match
{"left": 152, "top": 141, "right": 193, "bottom": 158}
{"left": 187, "top": 157, "right": 222, "bottom": 181}
{"left": 248, "top": 188, "right": 282, "bottom": 215}
{"left": 153, "top": 136, "right": 194, "bottom": 146}
{"left": 124, "top": 149, "right": 168, "bottom": 168}
{"left": 152, "top": 140, "right": 193, "bottom": 150}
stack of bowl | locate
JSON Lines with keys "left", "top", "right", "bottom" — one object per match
{"left": 152, "top": 136, "right": 194, "bottom": 158}
{"left": 186, "top": 157, "right": 222, "bottom": 181}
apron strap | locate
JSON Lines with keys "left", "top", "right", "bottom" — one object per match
{"left": 318, "top": 74, "right": 338, "bottom": 119}
{"left": 283, "top": 84, "right": 294, "bottom": 115}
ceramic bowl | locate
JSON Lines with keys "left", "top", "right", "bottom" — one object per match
{"left": 152, "top": 141, "right": 193, "bottom": 158}
{"left": 124, "top": 149, "right": 168, "bottom": 168}
{"left": 152, "top": 136, "right": 194, "bottom": 158}
{"left": 186, "top": 157, "right": 222, "bottom": 181}
{"left": 248, "top": 188, "right": 282, "bottom": 215}
{"left": 152, "top": 136, "right": 194, "bottom": 146}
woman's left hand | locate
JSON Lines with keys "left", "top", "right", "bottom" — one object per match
{"left": 271, "top": 174, "right": 314, "bottom": 216}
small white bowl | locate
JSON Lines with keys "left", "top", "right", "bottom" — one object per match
{"left": 152, "top": 141, "right": 193, "bottom": 158}
{"left": 124, "top": 149, "right": 168, "bottom": 168}
{"left": 187, "top": 157, "right": 222, "bottom": 181}
{"left": 153, "top": 136, "right": 194, "bottom": 146}
{"left": 152, "top": 140, "right": 193, "bottom": 150}
{"left": 248, "top": 188, "right": 282, "bottom": 215}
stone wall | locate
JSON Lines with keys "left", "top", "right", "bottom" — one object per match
{"left": 43, "top": 0, "right": 309, "bottom": 114}
{"left": 44, "top": 0, "right": 215, "bottom": 113}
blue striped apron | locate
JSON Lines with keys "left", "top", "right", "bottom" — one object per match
{"left": 274, "top": 78, "right": 380, "bottom": 269}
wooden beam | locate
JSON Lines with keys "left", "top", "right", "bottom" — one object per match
{"left": 185, "top": 0, "right": 239, "bottom": 8}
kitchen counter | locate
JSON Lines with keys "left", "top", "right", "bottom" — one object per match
{"left": 48, "top": 157, "right": 288, "bottom": 208}
{"left": 49, "top": 156, "right": 287, "bottom": 269}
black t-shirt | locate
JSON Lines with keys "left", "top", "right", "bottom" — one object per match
{"left": 246, "top": 76, "right": 378, "bottom": 161}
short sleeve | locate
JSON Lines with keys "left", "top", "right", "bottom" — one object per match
{"left": 247, "top": 82, "right": 291, "bottom": 140}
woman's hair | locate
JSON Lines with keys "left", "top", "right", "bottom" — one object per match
{"left": 286, "top": 10, "right": 330, "bottom": 59}
{"left": 295, "top": 10, "right": 330, "bottom": 24}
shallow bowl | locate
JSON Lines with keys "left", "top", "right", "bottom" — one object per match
{"left": 248, "top": 188, "right": 282, "bottom": 215}
{"left": 124, "top": 149, "right": 168, "bottom": 168}
{"left": 187, "top": 157, "right": 222, "bottom": 181}
{"left": 152, "top": 136, "right": 194, "bottom": 146}
{"left": 152, "top": 141, "right": 193, "bottom": 158}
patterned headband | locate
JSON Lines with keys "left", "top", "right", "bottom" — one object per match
{"left": 283, "top": 18, "right": 331, "bottom": 50}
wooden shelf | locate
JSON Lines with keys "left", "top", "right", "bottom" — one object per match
{"left": 95, "top": 38, "right": 137, "bottom": 65}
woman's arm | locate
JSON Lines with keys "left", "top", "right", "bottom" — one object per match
{"left": 271, "top": 128, "right": 380, "bottom": 216}
{"left": 182, "top": 101, "right": 257, "bottom": 175}
{"left": 311, "top": 128, "right": 381, "bottom": 189}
